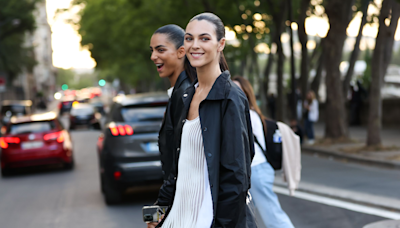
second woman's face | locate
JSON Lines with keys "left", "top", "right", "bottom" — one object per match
{"left": 184, "top": 20, "right": 224, "bottom": 69}
{"left": 150, "top": 33, "right": 182, "bottom": 79}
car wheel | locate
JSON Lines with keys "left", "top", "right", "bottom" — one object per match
{"left": 103, "top": 178, "right": 123, "bottom": 205}
{"left": 1, "top": 168, "right": 10, "bottom": 177}
{"left": 64, "top": 158, "right": 74, "bottom": 170}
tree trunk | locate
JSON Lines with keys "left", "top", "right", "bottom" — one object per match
{"left": 367, "top": 0, "right": 400, "bottom": 146}
{"left": 263, "top": 48, "right": 274, "bottom": 99}
{"left": 343, "top": 0, "right": 370, "bottom": 97}
{"left": 311, "top": 50, "right": 324, "bottom": 100}
{"left": 298, "top": 0, "right": 311, "bottom": 100}
{"left": 323, "top": 0, "right": 355, "bottom": 139}
{"left": 274, "top": 1, "right": 287, "bottom": 121}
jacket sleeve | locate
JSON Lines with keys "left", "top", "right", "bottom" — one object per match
{"left": 215, "top": 99, "right": 254, "bottom": 227}
{"left": 154, "top": 167, "right": 176, "bottom": 206}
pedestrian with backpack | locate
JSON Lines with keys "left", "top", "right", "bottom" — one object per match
{"left": 233, "top": 76, "right": 295, "bottom": 228}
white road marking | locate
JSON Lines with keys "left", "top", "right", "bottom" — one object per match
{"left": 273, "top": 186, "right": 400, "bottom": 220}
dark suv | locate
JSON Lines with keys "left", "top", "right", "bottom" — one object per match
{"left": 97, "top": 93, "right": 168, "bottom": 204}
{"left": 1, "top": 100, "right": 32, "bottom": 126}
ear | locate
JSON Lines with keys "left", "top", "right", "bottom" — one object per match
{"left": 217, "top": 38, "right": 226, "bottom": 52}
{"left": 177, "top": 46, "right": 186, "bottom": 59}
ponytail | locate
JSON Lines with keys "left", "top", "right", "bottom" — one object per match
{"left": 219, "top": 52, "right": 229, "bottom": 72}
{"left": 184, "top": 56, "right": 197, "bottom": 82}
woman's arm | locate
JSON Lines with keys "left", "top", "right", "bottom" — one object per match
{"left": 215, "top": 99, "right": 254, "bottom": 227}
{"left": 154, "top": 170, "right": 176, "bottom": 206}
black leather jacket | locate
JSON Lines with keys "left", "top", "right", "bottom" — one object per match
{"left": 156, "top": 71, "right": 255, "bottom": 228}
{"left": 158, "top": 71, "right": 192, "bottom": 180}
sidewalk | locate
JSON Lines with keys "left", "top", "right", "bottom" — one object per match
{"left": 302, "top": 123, "right": 400, "bottom": 169}
{"left": 273, "top": 123, "right": 400, "bottom": 212}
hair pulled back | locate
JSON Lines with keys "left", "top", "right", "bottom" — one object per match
{"left": 189, "top": 13, "right": 229, "bottom": 72}
{"left": 153, "top": 24, "right": 196, "bottom": 81}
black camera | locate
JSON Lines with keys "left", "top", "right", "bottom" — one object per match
{"left": 142, "top": 205, "right": 168, "bottom": 223}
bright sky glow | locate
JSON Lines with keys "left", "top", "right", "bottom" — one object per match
{"left": 46, "top": 0, "right": 96, "bottom": 69}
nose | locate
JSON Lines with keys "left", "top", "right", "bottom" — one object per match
{"left": 192, "top": 38, "right": 200, "bottom": 50}
{"left": 150, "top": 51, "right": 157, "bottom": 61}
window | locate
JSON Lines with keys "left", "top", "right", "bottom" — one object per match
{"left": 9, "top": 121, "right": 56, "bottom": 134}
{"left": 121, "top": 106, "right": 166, "bottom": 123}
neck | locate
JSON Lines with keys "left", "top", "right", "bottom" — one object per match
{"left": 168, "top": 66, "right": 184, "bottom": 87}
{"left": 196, "top": 61, "right": 221, "bottom": 89}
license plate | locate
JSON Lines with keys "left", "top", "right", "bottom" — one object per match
{"left": 21, "top": 141, "right": 44, "bottom": 150}
{"left": 145, "top": 142, "right": 159, "bottom": 153}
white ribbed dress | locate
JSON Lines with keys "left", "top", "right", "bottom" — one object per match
{"left": 162, "top": 116, "right": 213, "bottom": 228}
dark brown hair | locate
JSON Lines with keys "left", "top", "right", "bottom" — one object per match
{"left": 153, "top": 24, "right": 197, "bottom": 81}
{"left": 189, "top": 13, "right": 229, "bottom": 72}
{"left": 232, "top": 76, "right": 268, "bottom": 134}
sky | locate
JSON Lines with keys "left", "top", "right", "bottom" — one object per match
{"left": 46, "top": 0, "right": 96, "bottom": 70}
{"left": 46, "top": 0, "right": 399, "bottom": 70}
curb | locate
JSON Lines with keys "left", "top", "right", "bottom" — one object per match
{"left": 301, "top": 146, "right": 400, "bottom": 170}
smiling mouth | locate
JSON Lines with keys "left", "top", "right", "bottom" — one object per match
{"left": 191, "top": 53, "right": 204, "bottom": 58}
{"left": 156, "top": 63, "right": 164, "bottom": 69}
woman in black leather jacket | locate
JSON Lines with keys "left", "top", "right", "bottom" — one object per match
{"left": 152, "top": 13, "right": 256, "bottom": 228}
{"left": 150, "top": 24, "right": 196, "bottom": 182}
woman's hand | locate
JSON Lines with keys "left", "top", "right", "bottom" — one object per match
{"left": 146, "top": 214, "right": 164, "bottom": 228}
{"left": 146, "top": 222, "right": 158, "bottom": 228}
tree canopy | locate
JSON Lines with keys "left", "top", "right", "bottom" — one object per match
{"left": 0, "top": 0, "right": 40, "bottom": 82}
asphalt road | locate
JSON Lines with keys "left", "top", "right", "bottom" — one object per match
{"left": 0, "top": 126, "right": 390, "bottom": 228}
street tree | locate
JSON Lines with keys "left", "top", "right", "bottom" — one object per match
{"left": 0, "top": 0, "right": 39, "bottom": 83}
{"left": 342, "top": 0, "right": 371, "bottom": 97}
{"left": 323, "top": 0, "right": 355, "bottom": 139}
{"left": 367, "top": 0, "right": 400, "bottom": 147}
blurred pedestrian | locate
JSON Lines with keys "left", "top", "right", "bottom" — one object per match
{"left": 147, "top": 24, "right": 195, "bottom": 228}
{"left": 290, "top": 119, "right": 303, "bottom": 145}
{"left": 153, "top": 12, "right": 255, "bottom": 228}
{"left": 233, "top": 76, "right": 295, "bottom": 228}
{"left": 303, "top": 90, "right": 319, "bottom": 145}
{"left": 349, "top": 80, "right": 366, "bottom": 126}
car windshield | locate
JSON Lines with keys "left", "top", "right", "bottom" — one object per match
{"left": 70, "top": 105, "right": 94, "bottom": 116}
{"left": 1, "top": 105, "right": 28, "bottom": 116}
{"left": 121, "top": 106, "right": 166, "bottom": 123}
{"left": 9, "top": 121, "right": 56, "bottom": 135}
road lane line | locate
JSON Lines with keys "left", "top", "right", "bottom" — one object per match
{"left": 273, "top": 186, "right": 400, "bottom": 220}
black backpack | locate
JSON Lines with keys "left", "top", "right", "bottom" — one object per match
{"left": 254, "top": 119, "right": 282, "bottom": 170}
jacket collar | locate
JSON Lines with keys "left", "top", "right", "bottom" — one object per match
{"left": 173, "top": 71, "right": 188, "bottom": 91}
{"left": 184, "top": 70, "right": 230, "bottom": 102}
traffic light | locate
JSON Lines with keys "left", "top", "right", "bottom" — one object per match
{"left": 61, "top": 84, "right": 68, "bottom": 90}
{"left": 98, "top": 79, "right": 106, "bottom": 87}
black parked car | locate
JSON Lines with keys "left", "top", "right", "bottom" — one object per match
{"left": 1, "top": 100, "right": 32, "bottom": 126}
{"left": 96, "top": 93, "right": 168, "bottom": 204}
{"left": 69, "top": 103, "right": 101, "bottom": 130}
{"left": 58, "top": 96, "right": 76, "bottom": 115}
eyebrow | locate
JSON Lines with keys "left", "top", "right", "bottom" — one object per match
{"left": 185, "top": 33, "right": 211, "bottom": 37}
{"left": 150, "top": 45, "right": 167, "bottom": 49}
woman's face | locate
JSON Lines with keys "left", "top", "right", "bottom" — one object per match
{"left": 184, "top": 20, "right": 225, "bottom": 69}
{"left": 150, "top": 33, "right": 184, "bottom": 78}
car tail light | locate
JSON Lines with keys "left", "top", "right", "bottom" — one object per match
{"left": 43, "top": 131, "right": 65, "bottom": 143}
{"left": 0, "top": 137, "right": 21, "bottom": 149}
{"left": 114, "top": 171, "right": 121, "bottom": 180}
{"left": 109, "top": 125, "right": 133, "bottom": 136}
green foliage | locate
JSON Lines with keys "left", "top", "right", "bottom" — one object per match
{"left": 0, "top": 0, "right": 40, "bottom": 81}
{"left": 57, "top": 68, "right": 98, "bottom": 90}
{"left": 72, "top": 0, "right": 280, "bottom": 88}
